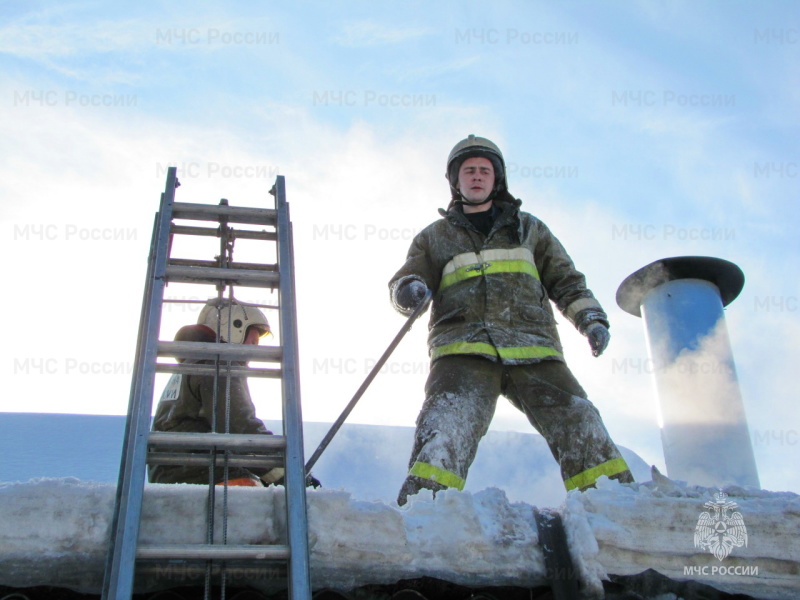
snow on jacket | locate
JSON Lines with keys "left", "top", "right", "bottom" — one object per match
{"left": 389, "top": 196, "right": 607, "bottom": 365}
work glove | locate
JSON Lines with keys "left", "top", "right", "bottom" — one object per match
{"left": 260, "top": 467, "right": 284, "bottom": 485}
{"left": 395, "top": 279, "right": 429, "bottom": 311}
{"left": 585, "top": 322, "right": 610, "bottom": 357}
{"left": 261, "top": 468, "right": 321, "bottom": 489}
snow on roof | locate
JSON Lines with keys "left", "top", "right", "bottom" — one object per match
{"left": 0, "top": 475, "right": 797, "bottom": 599}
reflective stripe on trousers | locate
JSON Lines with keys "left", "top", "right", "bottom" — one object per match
{"left": 409, "top": 456, "right": 631, "bottom": 494}
{"left": 409, "top": 461, "right": 466, "bottom": 490}
{"left": 431, "top": 340, "right": 562, "bottom": 362}
{"left": 563, "top": 456, "right": 630, "bottom": 491}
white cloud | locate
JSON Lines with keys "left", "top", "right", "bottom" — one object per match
{"left": 332, "top": 20, "right": 433, "bottom": 47}
{"left": 390, "top": 56, "right": 482, "bottom": 83}
{"left": 0, "top": 8, "right": 150, "bottom": 82}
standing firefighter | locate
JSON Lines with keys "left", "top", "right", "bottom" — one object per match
{"left": 149, "top": 298, "right": 282, "bottom": 487}
{"left": 390, "top": 134, "right": 634, "bottom": 505}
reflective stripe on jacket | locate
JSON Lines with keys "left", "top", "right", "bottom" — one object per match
{"left": 389, "top": 197, "right": 606, "bottom": 365}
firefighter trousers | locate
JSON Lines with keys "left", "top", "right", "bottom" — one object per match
{"left": 397, "top": 355, "right": 633, "bottom": 505}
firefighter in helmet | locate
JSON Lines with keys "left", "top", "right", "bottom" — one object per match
{"left": 390, "top": 135, "right": 634, "bottom": 505}
{"left": 149, "top": 298, "right": 281, "bottom": 486}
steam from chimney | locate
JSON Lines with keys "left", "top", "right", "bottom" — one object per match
{"left": 617, "top": 256, "right": 760, "bottom": 489}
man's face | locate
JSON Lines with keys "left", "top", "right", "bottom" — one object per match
{"left": 457, "top": 156, "right": 495, "bottom": 205}
{"left": 243, "top": 326, "right": 269, "bottom": 345}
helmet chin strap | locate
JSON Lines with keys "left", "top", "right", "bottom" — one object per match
{"left": 452, "top": 185, "right": 500, "bottom": 207}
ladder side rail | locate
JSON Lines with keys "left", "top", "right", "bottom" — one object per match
{"left": 274, "top": 176, "right": 312, "bottom": 600}
{"left": 102, "top": 167, "right": 179, "bottom": 600}
{"left": 101, "top": 210, "right": 159, "bottom": 599}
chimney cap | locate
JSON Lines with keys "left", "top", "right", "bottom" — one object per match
{"left": 616, "top": 256, "right": 744, "bottom": 317}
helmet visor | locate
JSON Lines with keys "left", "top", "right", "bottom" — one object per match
{"left": 251, "top": 325, "right": 272, "bottom": 339}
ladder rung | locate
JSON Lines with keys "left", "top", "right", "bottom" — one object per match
{"left": 137, "top": 544, "right": 290, "bottom": 561}
{"left": 147, "top": 452, "right": 283, "bottom": 469}
{"left": 136, "top": 562, "right": 287, "bottom": 578}
{"left": 168, "top": 258, "right": 279, "bottom": 272}
{"left": 148, "top": 432, "right": 287, "bottom": 452}
{"left": 165, "top": 265, "right": 280, "bottom": 287}
{"left": 156, "top": 362, "right": 282, "bottom": 379}
{"left": 172, "top": 202, "right": 278, "bottom": 226}
{"left": 171, "top": 224, "right": 277, "bottom": 241}
{"left": 158, "top": 341, "right": 283, "bottom": 363}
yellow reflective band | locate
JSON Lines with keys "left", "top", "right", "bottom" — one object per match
{"left": 497, "top": 346, "right": 562, "bottom": 360}
{"left": 409, "top": 461, "right": 466, "bottom": 490}
{"left": 440, "top": 248, "right": 539, "bottom": 291}
{"left": 563, "top": 457, "right": 630, "bottom": 491}
{"left": 432, "top": 341, "right": 498, "bottom": 359}
{"left": 431, "top": 341, "right": 562, "bottom": 361}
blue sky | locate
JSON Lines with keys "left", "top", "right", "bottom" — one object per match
{"left": 1, "top": 2, "right": 798, "bottom": 495}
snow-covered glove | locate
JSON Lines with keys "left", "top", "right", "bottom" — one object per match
{"left": 585, "top": 322, "right": 610, "bottom": 357}
{"left": 395, "top": 279, "right": 429, "bottom": 311}
{"left": 260, "top": 467, "right": 285, "bottom": 485}
{"left": 261, "top": 469, "right": 321, "bottom": 489}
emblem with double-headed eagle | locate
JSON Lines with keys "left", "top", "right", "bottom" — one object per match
{"left": 694, "top": 491, "right": 748, "bottom": 561}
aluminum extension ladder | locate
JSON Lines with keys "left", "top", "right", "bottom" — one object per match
{"left": 102, "top": 168, "right": 311, "bottom": 599}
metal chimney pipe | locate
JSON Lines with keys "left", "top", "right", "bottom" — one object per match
{"left": 617, "top": 256, "right": 760, "bottom": 488}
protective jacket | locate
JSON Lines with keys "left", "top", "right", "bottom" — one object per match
{"left": 149, "top": 360, "right": 272, "bottom": 484}
{"left": 389, "top": 196, "right": 607, "bottom": 364}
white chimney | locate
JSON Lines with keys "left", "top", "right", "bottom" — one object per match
{"left": 617, "top": 256, "right": 760, "bottom": 489}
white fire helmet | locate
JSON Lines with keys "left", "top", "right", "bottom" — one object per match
{"left": 197, "top": 298, "right": 271, "bottom": 345}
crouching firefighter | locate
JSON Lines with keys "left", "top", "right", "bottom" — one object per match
{"left": 389, "top": 135, "right": 633, "bottom": 505}
{"left": 149, "top": 298, "right": 319, "bottom": 488}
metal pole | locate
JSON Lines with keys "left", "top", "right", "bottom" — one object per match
{"left": 305, "top": 290, "right": 432, "bottom": 474}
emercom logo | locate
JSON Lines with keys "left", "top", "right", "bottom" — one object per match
{"left": 694, "top": 491, "right": 748, "bottom": 561}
